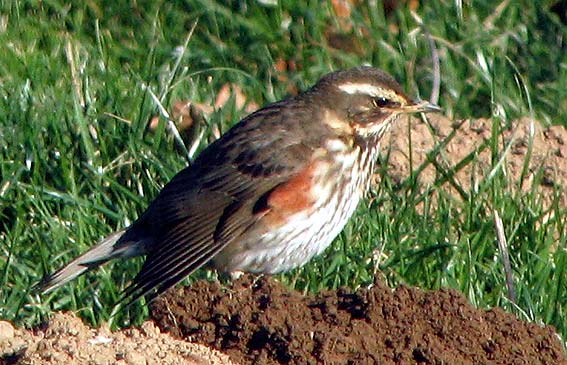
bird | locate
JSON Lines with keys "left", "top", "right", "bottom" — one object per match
{"left": 36, "top": 66, "right": 441, "bottom": 305}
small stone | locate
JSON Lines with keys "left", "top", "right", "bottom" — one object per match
{"left": 125, "top": 350, "right": 147, "bottom": 365}
{"left": 0, "top": 321, "right": 14, "bottom": 339}
{"left": 141, "top": 322, "right": 160, "bottom": 337}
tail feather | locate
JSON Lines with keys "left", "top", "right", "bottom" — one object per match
{"left": 35, "top": 230, "right": 136, "bottom": 294}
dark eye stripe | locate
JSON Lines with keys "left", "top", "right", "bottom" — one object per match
{"left": 374, "top": 97, "right": 400, "bottom": 108}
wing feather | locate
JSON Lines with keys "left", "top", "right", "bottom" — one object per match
{"left": 119, "top": 100, "right": 323, "bottom": 303}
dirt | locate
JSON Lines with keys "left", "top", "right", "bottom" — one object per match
{"left": 2, "top": 116, "right": 567, "bottom": 365}
{"left": 384, "top": 115, "right": 567, "bottom": 207}
{"left": 151, "top": 275, "right": 566, "bottom": 365}
{"left": 0, "top": 312, "right": 236, "bottom": 365}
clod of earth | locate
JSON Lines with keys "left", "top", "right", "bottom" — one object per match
{"left": 151, "top": 275, "right": 566, "bottom": 365}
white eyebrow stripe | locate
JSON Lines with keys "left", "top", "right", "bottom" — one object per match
{"left": 338, "top": 83, "right": 382, "bottom": 96}
{"left": 338, "top": 82, "right": 406, "bottom": 104}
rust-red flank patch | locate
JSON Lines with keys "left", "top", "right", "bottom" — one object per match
{"left": 262, "top": 162, "right": 318, "bottom": 226}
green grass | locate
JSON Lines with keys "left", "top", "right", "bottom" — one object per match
{"left": 1, "top": 0, "right": 566, "bottom": 345}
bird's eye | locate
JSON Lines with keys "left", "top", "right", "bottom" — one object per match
{"left": 373, "top": 97, "right": 392, "bottom": 108}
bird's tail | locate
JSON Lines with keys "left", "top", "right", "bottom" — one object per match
{"left": 35, "top": 229, "right": 139, "bottom": 294}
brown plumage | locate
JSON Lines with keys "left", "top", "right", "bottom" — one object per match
{"left": 36, "top": 66, "right": 440, "bottom": 305}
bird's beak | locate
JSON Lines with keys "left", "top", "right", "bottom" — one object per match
{"left": 403, "top": 100, "right": 442, "bottom": 114}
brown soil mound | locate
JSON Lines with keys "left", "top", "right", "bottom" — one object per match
{"left": 150, "top": 275, "right": 566, "bottom": 365}
{"left": 0, "top": 312, "right": 236, "bottom": 365}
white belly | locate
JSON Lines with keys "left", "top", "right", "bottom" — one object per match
{"left": 214, "top": 139, "right": 377, "bottom": 274}
{"left": 224, "top": 188, "right": 362, "bottom": 274}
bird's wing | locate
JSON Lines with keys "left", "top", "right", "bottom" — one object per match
{"left": 120, "top": 102, "right": 320, "bottom": 304}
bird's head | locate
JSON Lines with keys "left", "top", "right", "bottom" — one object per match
{"left": 309, "top": 66, "right": 441, "bottom": 140}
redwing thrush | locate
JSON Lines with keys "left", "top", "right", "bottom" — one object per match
{"left": 37, "top": 66, "right": 440, "bottom": 304}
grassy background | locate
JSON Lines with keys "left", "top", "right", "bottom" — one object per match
{"left": 1, "top": 0, "right": 566, "bottom": 344}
